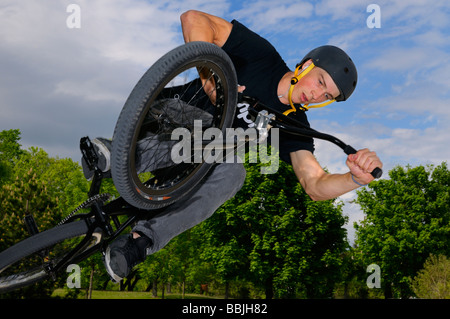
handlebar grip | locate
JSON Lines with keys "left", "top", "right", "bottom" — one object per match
{"left": 370, "top": 167, "right": 383, "bottom": 179}
{"left": 344, "top": 145, "right": 383, "bottom": 179}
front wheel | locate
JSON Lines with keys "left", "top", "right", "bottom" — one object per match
{"left": 111, "top": 42, "right": 238, "bottom": 209}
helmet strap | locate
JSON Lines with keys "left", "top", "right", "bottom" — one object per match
{"left": 299, "top": 99, "right": 336, "bottom": 111}
{"left": 285, "top": 62, "right": 336, "bottom": 114}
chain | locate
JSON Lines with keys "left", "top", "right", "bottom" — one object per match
{"left": 58, "top": 193, "right": 111, "bottom": 226}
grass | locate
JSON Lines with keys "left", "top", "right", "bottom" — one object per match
{"left": 52, "top": 289, "right": 222, "bottom": 299}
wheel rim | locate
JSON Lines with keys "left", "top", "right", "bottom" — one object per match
{"left": 129, "top": 60, "right": 230, "bottom": 201}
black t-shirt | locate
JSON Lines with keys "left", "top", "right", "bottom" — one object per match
{"left": 221, "top": 20, "right": 314, "bottom": 164}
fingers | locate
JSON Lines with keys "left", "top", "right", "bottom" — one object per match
{"left": 238, "top": 85, "right": 246, "bottom": 93}
{"left": 350, "top": 148, "right": 382, "bottom": 174}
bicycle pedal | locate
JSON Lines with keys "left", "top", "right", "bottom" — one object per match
{"left": 80, "top": 136, "right": 99, "bottom": 171}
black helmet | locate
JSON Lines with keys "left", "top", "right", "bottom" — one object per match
{"left": 298, "top": 45, "right": 357, "bottom": 102}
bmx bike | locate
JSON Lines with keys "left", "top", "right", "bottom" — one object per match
{"left": 0, "top": 42, "right": 381, "bottom": 293}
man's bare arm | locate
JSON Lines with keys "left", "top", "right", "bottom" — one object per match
{"left": 291, "top": 149, "right": 382, "bottom": 201}
{"left": 180, "top": 10, "right": 233, "bottom": 47}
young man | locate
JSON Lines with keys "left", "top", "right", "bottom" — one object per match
{"left": 84, "top": 10, "right": 382, "bottom": 282}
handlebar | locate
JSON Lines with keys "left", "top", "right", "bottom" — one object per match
{"left": 273, "top": 123, "right": 382, "bottom": 179}
{"left": 341, "top": 145, "right": 383, "bottom": 179}
{"left": 242, "top": 96, "right": 383, "bottom": 179}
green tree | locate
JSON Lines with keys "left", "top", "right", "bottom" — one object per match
{"left": 12, "top": 147, "right": 90, "bottom": 214}
{"left": 0, "top": 141, "right": 101, "bottom": 298}
{"left": 0, "top": 129, "right": 25, "bottom": 185}
{"left": 198, "top": 156, "right": 348, "bottom": 298}
{"left": 412, "top": 254, "right": 450, "bottom": 299}
{"left": 0, "top": 166, "right": 64, "bottom": 298}
{"left": 354, "top": 163, "right": 450, "bottom": 298}
{"left": 172, "top": 229, "right": 216, "bottom": 297}
{"left": 136, "top": 229, "right": 212, "bottom": 297}
{"left": 138, "top": 243, "right": 177, "bottom": 298}
{"left": 0, "top": 167, "right": 64, "bottom": 250}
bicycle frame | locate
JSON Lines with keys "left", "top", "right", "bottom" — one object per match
{"left": 45, "top": 94, "right": 382, "bottom": 278}
{"left": 1, "top": 41, "right": 384, "bottom": 292}
{"left": 41, "top": 138, "right": 155, "bottom": 279}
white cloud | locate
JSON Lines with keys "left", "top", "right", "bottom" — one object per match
{"left": 231, "top": 0, "right": 314, "bottom": 33}
{"left": 314, "top": 0, "right": 366, "bottom": 22}
{"left": 0, "top": 0, "right": 231, "bottom": 160}
{"left": 314, "top": 0, "right": 450, "bottom": 30}
{"left": 367, "top": 46, "right": 446, "bottom": 73}
{"left": 313, "top": 117, "right": 450, "bottom": 172}
{"left": 311, "top": 115, "right": 450, "bottom": 245}
{"left": 340, "top": 193, "right": 364, "bottom": 246}
{"left": 77, "top": 0, "right": 181, "bottom": 65}
{"left": 380, "top": 0, "right": 450, "bottom": 29}
{"left": 413, "top": 30, "right": 450, "bottom": 48}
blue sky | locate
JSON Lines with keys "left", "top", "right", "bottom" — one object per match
{"left": 1, "top": 0, "right": 449, "bottom": 243}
